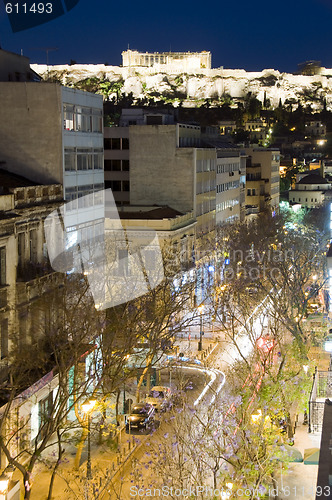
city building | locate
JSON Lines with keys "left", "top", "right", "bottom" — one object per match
{"left": 216, "top": 149, "right": 246, "bottom": 224}
{"left": 0, "top": 48, "right": 41, "bottom": 82}
{"left": 122, "top": 50, "right": 211, "bottom": 71}
{"left": 305, "top": 120, "right": 326, "bottom": 137}
{"left": 289, "top": 173, "right": 332, "bottom": 208}
{"left": 218, "top": 121, "right": 237, "bottom": 136}
{"left": 117, "top": 205, "right": 196, "bottom": 270}
{"left": 0, "top": 82, "right": 105, "bottom": 273}
{"left": 244, "top": 147, "right": 280, "bottom": 216}
{"left": 244, "top": 119, "right": 269, "bottom": 144}
{"left": 104, "top": 110, "right": 215, "bottom": 242}
{"left": 0, "top": 169, "right": 64, "bottom": 464}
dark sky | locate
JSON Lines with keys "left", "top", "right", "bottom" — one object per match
{"left": 0, "top": 0, "right": 332, "bottom": 72}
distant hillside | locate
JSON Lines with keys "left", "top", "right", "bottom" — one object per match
{"left": 31, "top": 63, "right": 332, "bottom": 111}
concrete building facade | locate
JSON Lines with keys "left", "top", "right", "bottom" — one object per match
{"left": 128, "top": 124, "right": 216, "bottom": 237}
{"left": 0, "top": 83, "right": 105, "bottom": 267}
{"left": 290, "top": 173, "right": 332, "bottom": 208}
{"left": 0, "top": 48, "right": 41, "bottom": 82}
{"left": 244, "top": 148, "right": 280, "bottom": 216}
{"left": 216, "top": 149, "right": 246, "bottom": 224}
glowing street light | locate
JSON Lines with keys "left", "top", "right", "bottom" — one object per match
{"left": 251, "top": 409, "right": 262, "bottom": 424}
{"left": 0, "top": 473, "right": 9, "bottom": 497}
{"left": 81, "top": 397, "right": 97, "bottom": 480}
{"left": 198, "top": 304, "right": 204, "bottom": 351}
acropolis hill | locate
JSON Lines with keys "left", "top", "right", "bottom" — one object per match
{"left": 31, "top": 50, "right": 332, "bottom": 110}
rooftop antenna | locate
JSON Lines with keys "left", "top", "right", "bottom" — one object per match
{"left": 28, "top": 47, "right": 58, "bottom": 67}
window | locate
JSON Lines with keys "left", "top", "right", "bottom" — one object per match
{"left": 105, "top": 180, "right": 121, "bottom": 191}
{"left": 17, "top": 233, "right": 25, "bottom": 270}
{"left": 247, "top": 189, "right": 251, "bottom": 196}
{"left": 122, "top": 160, "right": 130, "bottom": 171}
{"left": 0, "top": 247, "right": 6, "bottom": 285}
{"left": 29, "top": 230, "right": 38, "bottom": 263}
{"left": 63, "top": 104, "right": 102, "bottom": 133}
{"left": 109, "top": 160, "right": 121, "bottom": 171}
{"left": 110, "top": 138, "right": 121, "bottom": 150}
{"left": 123, "top": 181, "right": 130, "bottom": 191}
{"left": 118, "top": 249, "right": 129, "bottom": 276}
{"left": 38, "top": 393, "right": 53, "bottom": 440}
{"left": 64, "top": 148, "right": 76, "bottom": 171}
{"left": 146, "top": 115, "right": 162, "bottom": 125}
{"left": 122, "top": 138, "right": 129, "bottom": 149}
{"left": 1, "top": 319, "right": 8, "bottom": 359}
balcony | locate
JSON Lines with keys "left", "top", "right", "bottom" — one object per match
{"left": 17, "top": 261, "right": 54, "bottom": 283}
{"left": 245, "top": 206, "right": 259, "bottom": 216}
{"left": 309, "top": 369, "right": 332, "bottom": 432}
{"left": 16, "top": 272, "right": 63, "bottom": 305}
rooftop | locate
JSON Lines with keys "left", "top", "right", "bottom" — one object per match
{"left": 297, "top": 173, "right": 329, "bottom": 185}
{"left": 0, "top": 168, "right": 37, "bottom": 193}
{"left": 118, "top": 205, "right": 183, "bottom": 220}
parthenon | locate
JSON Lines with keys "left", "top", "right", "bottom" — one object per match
{"left": 122, "top": 50, "right": 212, "bottom": 71}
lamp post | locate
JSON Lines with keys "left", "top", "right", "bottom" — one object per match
{"left": 0, "top": 473, "right": 9, "bottom": 500}
{"left": 198, "top": 304, "right": 204, "bottom": 351}
{"left": 81, "top": 397, "right": 97, "bottom": 480}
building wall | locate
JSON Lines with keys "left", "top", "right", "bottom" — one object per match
{"left": 289, "top": 190, "right": 325, "bottom": 208}
{"left": 0, "top": 83, "right": 104, "bottom": 194}
{"left": 0, "top": 82, "right": 63, "bottom": 185}
{"left": 245, "top": 148, "right": 280, "bottom": 214}
{"left": 216, "top": 152, "right": 243, "bottom": 225}
{"left": 0, "top": 49, "right": 39, "bottom": 82}
{"left": 129, "top": 124, "right": 195, "bottom": 213}
{"left": 0, "top": 185, "right": 63, "bottom": 380}
{"left": 129, "top": 125, "right": 216, "bottom": 236}
{"left": 104, "top": 127, "right": 130, "bottom": 204}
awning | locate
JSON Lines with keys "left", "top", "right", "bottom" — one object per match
{"left": 304, "top": 448, "right": 320, "bottom": 465}
{"left": 278, "top": 443, "right": 303, "bottom": 462}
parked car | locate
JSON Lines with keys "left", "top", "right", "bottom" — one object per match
{"left": 145, "top": 386, "right": 172, "bottom": 412}
{"left": 126, "top": 402, "right": 155, "bottom": 430}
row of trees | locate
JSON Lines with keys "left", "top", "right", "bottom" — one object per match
{"left": 109, "top": 208, "right": 329, "bottom": 498}
{"left": 0, "top": 242, "right": 197, "bottom": 498}
{"left": 0, "top": 205, "right": 327, "bottom": 498}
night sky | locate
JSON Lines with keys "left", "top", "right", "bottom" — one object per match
{"left": 0, "top": 0, "right": 332, "bottom": 72}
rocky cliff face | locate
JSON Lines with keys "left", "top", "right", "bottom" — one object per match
{"left": 31, "top": 63, "right": 332, "bottom": 110}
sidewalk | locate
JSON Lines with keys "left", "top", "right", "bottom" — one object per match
{"left": 274, "top": 412, "right": 321, "bottom": 500}
{"left": 16, "top": 421, "right": 150, "bottom": 499}
{"left": 15, "top": 338, "right": 218, "bottom": 499}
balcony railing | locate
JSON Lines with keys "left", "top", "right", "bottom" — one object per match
{"left": 16, "top": 272, "right": 63, "bottom": 305}
{"left": 308, "top": 368, "right": 332, "bottom": 432}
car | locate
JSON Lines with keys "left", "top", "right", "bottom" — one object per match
{"left": 144, "top": 386, "right": 172, "bottom": 412}
{"left": 126, "top": 402, "right": 155, "bottom": 430}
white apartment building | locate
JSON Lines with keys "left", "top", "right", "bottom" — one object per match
{"left": 290, "top": 173, "right": 332, "bottom": 208}
{"left": 0, "top": 83, "right": 105, "bottom": 274}
{"left": 216, "top": 150, "right": 246, "bottom": 224}
{"left": 245, "top": 148, "right": 280, "bottom": 216}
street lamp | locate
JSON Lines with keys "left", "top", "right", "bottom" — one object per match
{"left": 198, "top": 304, "right": 204, "bottom": 351}
{"left": 81, "top": 397, "right": 97, "bottom": 480}
{"left": 0, "top": 473, "right": 9, "bottom": 499}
